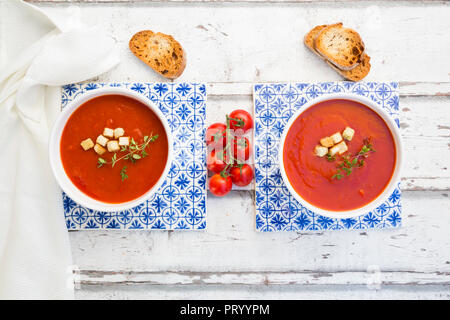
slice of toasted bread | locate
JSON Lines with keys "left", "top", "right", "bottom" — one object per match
{"left": 304, "top": 24, "right": 328, "bottom": 52}
{"left": 315, "top": 23, "right": 365, "bottom": 71}
{"left": 129, "top": 30, "right": 186, "bottom": 79}
{"left": 326, "top": 53, "right": 371, "bottom": 81}
{"left": 304, "top": 24, "right": 371, "bottom": 81}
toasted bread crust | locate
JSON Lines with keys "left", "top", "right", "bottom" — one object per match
{"left": 304, "top": 24, "right": 328, "bottom": 52}
{"left": 327, "top": 53, "right": 371, "bottom": 81}
{"left": 315, "top": 23, "right": 364, "bottom": 71}
{"left": 129, "top": 30, "right": 186, "bottom": 79}
{"left": 304, "top": 23, "right": 371, "bottom": 81}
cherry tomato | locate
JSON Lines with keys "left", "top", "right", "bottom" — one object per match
{"left": 206, "top": 123, "right": 227, "bottom": 147}
{"left": 207, "top": 150, "right": 227, "bottom": 174}
{"left": 229, "top": 110, "right": 253, "bottom": 133}
{"left": 209, "top": 173, "right": 232, "bottom": 197}
{"left": 230, "top": 164, "right": 254, "bottom": 187}
{"left": 232, "top": 136, "right": 251, "bottom": 162}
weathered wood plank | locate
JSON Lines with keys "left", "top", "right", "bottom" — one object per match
{"left": 32, "top": 2, "right": 450, "bottom": 84}
{"left": 68, "top": 191, "right": 450, "bottom": 280}
{"left": 76, "top": 270, "right": 450, "bottom": 286}
{"left": 27, "top": 0, "right": 450, "bottom": 3}
{"left": 75, "top": 283, "right": 450, "bottom": 299}
{"left": 23, "top": 0, "right": 450, "bottom": 297}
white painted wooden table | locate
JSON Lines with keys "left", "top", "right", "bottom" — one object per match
{"left": 27, "top": 0, "right": 450, "bottom": 299}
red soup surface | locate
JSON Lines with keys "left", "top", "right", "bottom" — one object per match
{"left": 283, "top": 99, "right": 396, "bottom": 211}
{"left": 60, "top": 94, "right": 169, "bottom": 204}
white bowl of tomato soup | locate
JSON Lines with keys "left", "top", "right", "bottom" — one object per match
{"left": 279, "top": 93, "right": 402, "bottom": 219}
{"left": 49, "top": 87, "right": 172, "bottom": 212}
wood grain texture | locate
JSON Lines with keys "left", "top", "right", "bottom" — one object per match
{"left": 18, "top": 1, "right": 450, "bottom": 298}
{"left": 33, "top": 1, "right": 450, "bottom": 83}
{"left": 68, "top": 191, "right": 450, "bottom": 282}
{"left": 77, "top": 270, "right": 450, "bottom": 286}
{"left": 75, "top": 284, "right": 450, "bottom": 299}
{"left": 26, "top": 0, "right": 450, "bottom": 3}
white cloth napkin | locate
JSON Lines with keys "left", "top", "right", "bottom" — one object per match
{"left": 0, "top": 0, "right": 120, "bottom": 299}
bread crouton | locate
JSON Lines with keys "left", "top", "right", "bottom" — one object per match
{"left": 114, "top": 128, "right": 125, "bottom": 139}
{"left": 107, "top": 140, "right": 120, "bottom": 152}
{"left": 336, "top": 141, "right": 348, "bottom": 155}
{"left": 320, "top": 136, "right": 334, "bottom": 148}
{"left": 330, "top": 132, "right": 343, "bottom": 144}
{"left": 314, "top": 145, "right": 328, "bottom": 157}
{"left": 94, "top": 144, "right": 106, "bottom": 155}
{"left": 329, "top": 141, "right": 348, "bottom": 156}
{"left": 103, "top": 128, "right": 114, "bottom": 138}
{"left": 342, "top": 127, "right": 355, "bottom": 141}
{"left": 80, "top": 138, "right": 94, "bottom": 151}
{"left": 96, "top": 135, "right": 109, "bottom": 147}
{"left": 118, "top": 136, "right": 130, "bottom": 146}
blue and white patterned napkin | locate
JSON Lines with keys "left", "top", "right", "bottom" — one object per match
{"left": 61, "top": 82, "right": 207, "bottom": 230}
{"left": 253, "top": 82, "right": 401, "bottom": 232}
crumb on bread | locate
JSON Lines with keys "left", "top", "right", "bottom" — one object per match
{"left": 320, "top": 136, "right": 334, "bottom": 148}
{"left": 314, "top": 145, "right": 328, "bottom": 157}
{"left": 129, "top": 30, "right": 186, "bottom": 79}
{"left": 118, "top": 136, "right": 130, "bottom": 146}
{"left": 342, "top": 127, "right": 355, "bottom": 141}
{"left": 114, "top": 128, "right": 125, "bottom": 139}
{"left": 304, "top": 23, "right": 371, "bottom": 81}
{"left": 330, "top": 132, "right": 343, "bottom": 144}
{"left": 103, "top": 128, "right": 114, "bottom": 138}
{"left": 80, "top": 138, "right": 94, "bottom": 151}
{"left": 96, "top": 135, "right": 109, "bottom": 147}
{"left": 94, "top": 144, "right": 106, "bottom": 155}
{"left": 107, "top": 140, "right": 120, "bottom": 152}
{"left": 314, "top": 23, "right": 364, "bottom": 71}
{"left": 329, "top": 141, "right": 348, "bottom": 156}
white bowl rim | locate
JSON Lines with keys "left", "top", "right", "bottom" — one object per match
{"left": 278, "top": 92, "right": 403, "bottom": 219}
{"left": 49, "top": 87, "right": 173, "bottom": 212}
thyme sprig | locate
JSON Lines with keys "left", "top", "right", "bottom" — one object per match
{"left": 325, "top": 154, "right": 335, "bottom": 162}
{"left": 332, "top": 137, "right": 375, "bottom": 180}
{"left": 120, "top": 166, "right": 128, "bottom": 181}
{"left": 97, "top": 133, "right": 159, "bottom": 181}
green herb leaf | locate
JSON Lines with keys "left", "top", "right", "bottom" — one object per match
{"left": 332, "top": 173, "right": 343, "bottom": 180}
{"left": 95, "top": 132, "right": 159, "bottom": 181}
{"left": 331, "top": 137, "right": 375, "bottom": 180}
{"left": 97, "top": 158, "right": 106, "bottom": 168}
{"left": 120, "top": 166, "right": 128, "bottom": 181}
{"left": 111, "top": 153, "right": 117, "bottom": 167}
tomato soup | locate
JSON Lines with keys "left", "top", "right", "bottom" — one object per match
{"left": 60, "top": 94, "right": 168, "bottom": 203}
{"left": 283, "top": 99, "right": 396, "bottom": 211}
